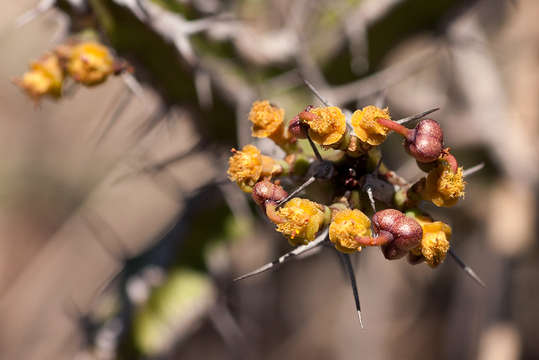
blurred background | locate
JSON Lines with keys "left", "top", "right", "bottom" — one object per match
{"left": 0, "top": 0, "right": 538, "bottom": 359}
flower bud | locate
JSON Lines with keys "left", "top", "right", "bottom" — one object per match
{"left": 299, "top": 106, "right": 346, "bottom": 146}
{"left": 252, "top": 180, "right": 287, "bottom": 208}
{"left": 404, "top": 119, "right": 443, "bottom": 163}
{"left": 288, "top": 117, "right": 308, "bottom": 139}
{"left": 372, "top": 209, "right": 423, "bottom": 260}
{"left": 381, "top": 242, "right": 408, "bottom": 260}
{"left": 329, "top": 209, "right": 372, "bottom": 253}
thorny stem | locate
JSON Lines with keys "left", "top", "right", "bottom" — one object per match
{"left": 448, "top": 249, "right": 486, "bottom": 288}
{"left": 376, "top": 117, "right": 413, "bottom": 140}
{"left": 337, "top": 251, "right": 364, "bottom": 328}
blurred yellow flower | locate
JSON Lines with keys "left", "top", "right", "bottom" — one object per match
{"left": 66, "top": 42, "right": 114, "bottom": 86}
{"left": 422, "top": 161, "right": 465, "bottom": 207}
{"left": 275, "top": 198, "right": 325, "bottom": 246}
{"left": 351, "top": 105, "right": 390, "bottom": 146}
{"left": 305, "top": 106, "right": 346, "bottom": 146}
{"left": 16, "top": 54, "right": 64, "bottom": 100}
{"left": 329, "top": 209, "right": 371, "bottom": 253}
{"left": 249, "top": 100, "right": 285, "bottom": 138}
{"left": 410, "top": 215, "right": 451, "bottom": 267}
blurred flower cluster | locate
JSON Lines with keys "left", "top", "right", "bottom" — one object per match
{"left": 15, "top": 40, "right": 128, "bottom": 101}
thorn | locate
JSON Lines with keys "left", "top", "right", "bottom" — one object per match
{"left": 276, "top": 176, "right": 315, "bottom": 208}
{"left": 94, "top": 89, "right": 133, "bottom": 145}
{"left": 15, "top": 0, "right": 55, "bottom": 28}
{"left": 374, "top": 90, "right": 386, "bottom": 108}
{"left": 306, "top": 133, "right": 323, "bottom": 161}
{"left": 463, "top": 162, "right": 485, "bottom": 178}
{"left": 121, "top": 73, "right": 147, "bottom": 108}
{"left": 395, "top": 107, "right": 440, "bottom": 124}
{"left": 357, "top": 310, "right": 364, "bottom": 329}
{"left": 303, "top": 79, "right": 331, "bottom": 107}
{"left": 337, "top": 251, "right": 364, "bottom": 328}
{"left": 365, "top": 186, "right": 376, "bottom": 213}
{"left": 448, "top": 249, "right": 486, "bottom": 288}
{"left": 234, "top": 228, "right": 329, "bottom": 282}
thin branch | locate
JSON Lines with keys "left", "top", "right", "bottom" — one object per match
{"left": 115, "top": 139, "right": 207, "bottom": 183}
{"left": 234, "top": 228, "right": 329, "bottom": 282}
{"left": 330, "top": 47, "right": 439, "bottom": 105}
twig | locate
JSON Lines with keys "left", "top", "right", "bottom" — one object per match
{"left": 330, "top": 47, "right": 439, "bottom": 105}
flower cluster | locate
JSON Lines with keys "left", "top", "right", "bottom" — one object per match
{"left": 15, "top": 40, "right": 129, "bottom": 102}
{"left": 228, "top": 100, "right": 468, "bottom": 268}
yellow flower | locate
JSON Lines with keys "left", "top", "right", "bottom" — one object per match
{"left": 16, "top": 54, "right": 64, "bottom": 100}
{"left": 329, "top": 209, "right": 371, "bottom": 253}
{"left": 275, "top": 198, "right": 325, "bottom": 246}
{"left": 351, "top": 105, "right": 390, "bottom": 146}
{"left": 227, "top": 144, "right": 281, "bottom": 193}
{"left": 227, "top": 145, "right": 263, "bottom": 193}
{"left": 304, "top": 106, "right": 346, "bottom": 146}
{"left": 66, "top": 42, "right": 114, "bottom": 86}
{"left": 249, "top": 100, "right": 285, "bottom": 138}
{"left": 422, "top": 161, "right": 465, "bottom": 207}
{"left": 410, "top": 215, "right": 451, "bottom": 267}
